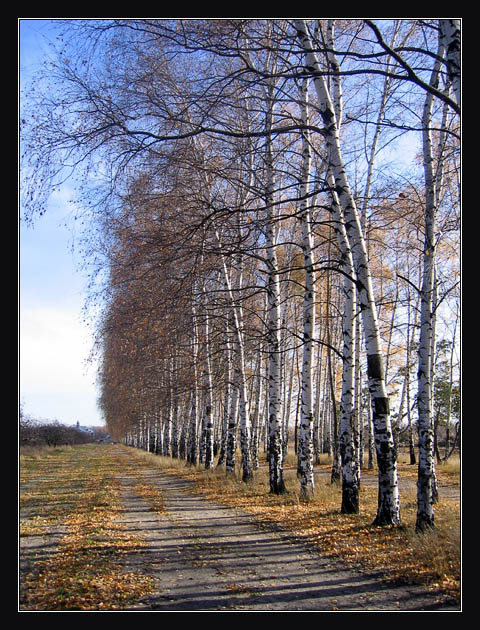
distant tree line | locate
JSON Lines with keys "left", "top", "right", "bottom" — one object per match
{"left": 19, "top": 410, "right": 106, "bottom": 448}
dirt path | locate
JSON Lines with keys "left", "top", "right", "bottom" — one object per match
{"left": 115, "top": 462, "right": 459, "bottom": 611}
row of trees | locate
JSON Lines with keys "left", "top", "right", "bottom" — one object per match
{"left": 19, "top": 412, "right": 102, "bottom": 448}
{"left": 21, "top": 19, "right": 460, "bottom": 531}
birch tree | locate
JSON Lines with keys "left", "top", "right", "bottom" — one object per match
{"left": 215, "top": 228, "right": 254, "bottom": 481}
{"left": 415, "top": 21, "right": 457, "bottom": 531}
{"left": 295, "top": 19, "right": 401, "bottom": 525}
{"left": 187, "top": 299, "right": 200, "bottom": 466}
{"left": 438, "top": 20, "right": 461, "bottom": 108}
{"left": 264, "top": 78, "right": 286, "bottom": 495}
{"left": 200, "top": 283, "right": 215, "bottom": 470}
{"left": 324, "top": 19, "right": 359, "bottom": 513}
{"left": 297, "top": 77, "right": 316, "bottom": 499}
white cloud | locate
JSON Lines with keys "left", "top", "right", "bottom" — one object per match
{"left": 19, "top": 306, "right": 103, "bottom": 425}
{"left": 20, "top": 307, "right": 93, "bottom": 394}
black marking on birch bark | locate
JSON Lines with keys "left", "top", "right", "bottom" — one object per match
{"left": 373, "top": 396, "right": 390, "bottom": 417}
{"left": 321, "top": 108, "right": 335, "bottom": 133}
{"left": 367, "top": 353, "right": 384, "bottom": 381}
{"left": 354, "top": 279, "right": 367, "bottom": 298}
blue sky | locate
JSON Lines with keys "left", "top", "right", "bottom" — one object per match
{"left": 19, "top": 19, "right": 102, "bottom": 427}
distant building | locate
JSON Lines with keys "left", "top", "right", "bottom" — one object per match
{"left": 76, "top": 421, "right": 94, "bottom": 435}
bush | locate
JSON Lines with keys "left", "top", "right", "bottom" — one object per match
{"left": 20, "top": 415, "right": 95, "bottom": 448}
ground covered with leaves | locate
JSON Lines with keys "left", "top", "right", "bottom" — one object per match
{"left": 146, "top": 451, "right": 461, "bottom": 605}
{"left": 19, "top": 444, "right": 460, "bottom": 611}
{"left": 19, "top": 445, "right": 159, "bottom": 610}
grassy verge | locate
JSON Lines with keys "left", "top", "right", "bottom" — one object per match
{"left": 19, "top": 444, "right": 159, "bottom": 611}
{"left": 129, "top": 447, "right": 461, "bottom": 606}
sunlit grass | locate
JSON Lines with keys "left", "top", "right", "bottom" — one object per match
{"left": 435, "top": 454, "right": 461, "bottom": 479}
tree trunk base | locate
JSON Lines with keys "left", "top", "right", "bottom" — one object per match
{"left": 372, "top": 511, "right": 402, "bottom": 527}
{"left": 341, "top": 486, "right": 359, "bottom": 514}
{"left": 415, "top": 512, "right": 435, "bottom": 532}
{"left": 299, "top": 484, "right": 315, "bottom": 501}
{"left": 270, "top": 479, "right": 287, "bottom": 495}
{"left": 330, "top": 469, "right": 341, "bottom": 485}
{"left": 242, "top": 470, "right": 254, "bottom": 483}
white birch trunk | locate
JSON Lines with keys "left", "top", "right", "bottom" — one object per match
{"left": 405, "top": 285, "right": 419, "bottom": 465}
{"left": 266, "top": 234, "right": 285, "bottom": 494}
{"left": 163, "top": 396, "right": 171, "bottom": 457}
{"left": 297, "top": 77, "right": 316, "bottom": 499}
{"left": 328, "top": 173, "right": 359, "bottom": 512}
{"left": 217, "top": 315, "right": 232, "bottom": 468}
{"left": 313, "top": 341, "right": 323, "bottom": 464}
{"left": 416, "top": 32, "right": 446, "bottom": 531}
{"left": 444, "top": 313, "right": 458, "bottom": 460}
{"left": 233, "top": 339, "right": 253, "bottom": 480}
{"left": 202, "top": 306, "right": 214, "bottom": 470}
{"left": 251, "top": 350, "right": 264, "bottom": 470}
{"left": 225, "top": 368, "right": 239, "bottom": 475}
{"left": 262, "top": 70, "right": 286, "bottom": 494}
{"left": 325, "top": 21, "right": 359, "bottom": 511}
{"left": 215, "top": 232, "right": 253, "bottom": 481}
{"left": 187, "top": 302, "right": 199, "bottom": 466}
{"left": 235, "top": 304, "right": 254, "bottom": 482}
{"left": 170, "top": 356, "right": 179, "bottom": 458}
{"left": 439, "top": 20, "right": 461, "bottom": 108}
{"left": 354, "top": 311, "right": 363, "bottom": 475}
{"left": 296, "top": 19, "right": 400, "bottom": 525}
{"left": 179, "top": 395, "right": 188, "bottom": 459}
{"left": 156, "top": 413, "right": 164, "bottom": 456}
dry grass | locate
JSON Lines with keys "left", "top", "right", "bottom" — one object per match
{"left": 132, "top": 447, "right": 460, "bottom": 605}
{"left": 435, "top": 455, "right": 461, "bottom": 480}
{"left": 352, "top": 448, "right": 460, "bottom": 485}
{"left": 19, "top": 445, "right": 158, "bottom": 610}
